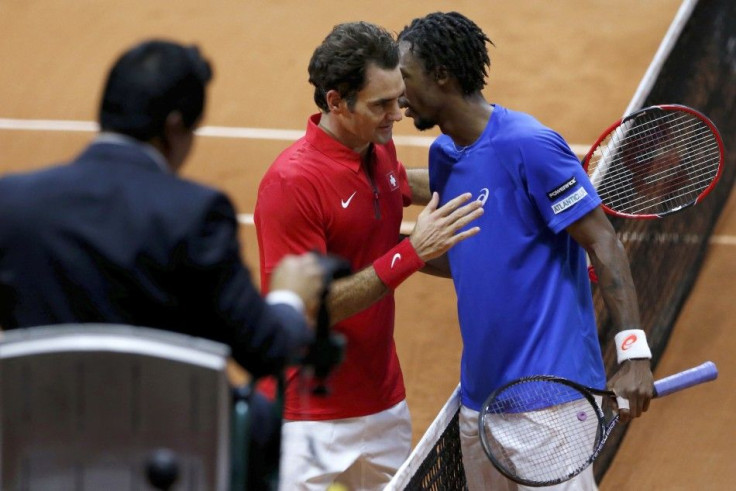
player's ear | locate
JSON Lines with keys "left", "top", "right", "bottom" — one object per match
{"left": 324, "top": 89, "right": 344, "bottom": 114}
{"left": 434, "top": 66, "right": 450, "bottom": 86}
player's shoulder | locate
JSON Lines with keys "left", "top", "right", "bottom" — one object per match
{"left": 259, "top": 141, "right": 323, "bottom": 199}
{"left": 267, "top": 136, "right": 320, "bottom": 174}
{"left": 496, "top": 106, "right": 548, "bottom": 138}
{"left": 495, "top": 106, "right": 568, "bottom": 151}
{"left": 427, "top": 133, "right": 453, "bottom": 156}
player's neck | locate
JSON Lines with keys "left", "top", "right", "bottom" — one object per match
{"left": 318, "top": 114, "right": 371, "bottom": 156}
{"left": 441, "top": 96, "right": 492, "bottom": 148}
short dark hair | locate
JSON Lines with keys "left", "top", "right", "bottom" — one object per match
{"left": 308, "top": 22, "right": 398, "bottom": 112}
{"left": 398, "top": 12, "right": 493, "bottom": 96}
{"left": 99, "top": 40, "right": 213, "bottom": 141}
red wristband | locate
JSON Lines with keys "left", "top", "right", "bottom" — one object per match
{"left": 373, "top": 238, "right": 425, "bottom": 290}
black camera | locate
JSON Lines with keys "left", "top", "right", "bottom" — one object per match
{"left": 302, "top": 252, "right": 352, "bottom": 395}
{"left": 314, "top": 252, "right": 352, "bottom": 285}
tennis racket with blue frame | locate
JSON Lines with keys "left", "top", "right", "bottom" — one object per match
{"left": 479, "top": 361, "right": 718, "bottom": 487}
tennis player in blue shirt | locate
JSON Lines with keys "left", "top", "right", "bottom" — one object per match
{"left": 397, "top": 12, "right": 655, "bottom": 490}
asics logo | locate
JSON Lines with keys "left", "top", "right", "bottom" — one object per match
{"left": 341, "top": 191, "right": 357, "bottom": 209}
{"left": 477, "top": 188, "right": 490, "bottom": 205}
{"left": 620, "top": 334, "right": 638, "bottom": 350}
{"left": 390, "top": 253, "right": 402, "bottom": 268}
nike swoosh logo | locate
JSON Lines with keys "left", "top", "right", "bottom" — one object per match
{"left": 341, "top": 191, "right": 357, "bottom": 209}
{"left": 391, "top": 253, "right": 402, "bottom": 268}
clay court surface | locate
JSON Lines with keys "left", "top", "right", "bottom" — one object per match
{"left": 1, "top": 1, "right": 733, "bottom": 488}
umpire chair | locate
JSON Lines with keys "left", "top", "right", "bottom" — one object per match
{"left": 0, "top": 324, "right": 237, "bottom": 490}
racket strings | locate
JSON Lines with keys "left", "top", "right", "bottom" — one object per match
{"left": 597, "top": 135, "right": 717, "bottom": 213}
{"left": 591, "top": 114, "right": 718, "bottom": 213}
{"left": 587, "top": 109, "right": 721, "bottom": 217}
{"left": 481, "top": 380, "right": 602, "bottom": 485}
{"left": 594, "top": 117, "right": 717, "bottom": 200}
{"left": 602, "top": 119, "right": 717, "bottom": 188}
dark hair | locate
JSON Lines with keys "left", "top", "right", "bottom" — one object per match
{"left": 308, "top": 22, "right": 398, "bottom": 112}
{"left": 398, "top": 12, "right": 493, "bottom": 96}
{"left": 99, "top": 40, "right": 213, "bottom": 141}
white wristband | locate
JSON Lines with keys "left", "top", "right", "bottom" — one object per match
{"left": 266, "top": 290, "right": 305, "bottom": 315}
{"left": 614, "top": 329, "right": 652, "bottom": 363}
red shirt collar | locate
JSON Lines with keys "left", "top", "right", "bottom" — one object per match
{"left": 305, "top": 113, "right": 365, "bottom": 173}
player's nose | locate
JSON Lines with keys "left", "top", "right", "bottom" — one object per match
{"left": 388, "top": 100, "right": 403, "bottom": 122}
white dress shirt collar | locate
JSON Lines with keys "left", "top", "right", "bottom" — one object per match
{"left": 94, "top": 132, "right": 171, "bottom": 173}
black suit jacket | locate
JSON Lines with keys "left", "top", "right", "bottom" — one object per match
{"left": 0, "top": 138, "right": 311, "bottom": 377}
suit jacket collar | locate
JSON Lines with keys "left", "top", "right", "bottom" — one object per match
{"left": 76, "top": 133, "right": 172, "bottom": 173}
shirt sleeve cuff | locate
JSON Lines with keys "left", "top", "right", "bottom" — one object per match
{"left": 265, "top": 290, "right": 305, "bottom": 315}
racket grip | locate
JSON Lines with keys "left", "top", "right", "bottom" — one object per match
{"left": 653, "top": 361, "right": 718, "bottom": 397}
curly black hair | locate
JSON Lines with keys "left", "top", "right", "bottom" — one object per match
{"left": 308, "top": 21, "right": 398, "bottom": 112}
{"left": 398, "top": 12, "right": 493, "bottom": 96}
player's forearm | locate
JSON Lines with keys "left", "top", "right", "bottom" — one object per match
{"left": 589, "top": 242, "right": 641, "bottom": 331}
{"left": 326, "top": 267, "right": 390, "bottom": 325}
{"left": 407, "top": 168, "right": 431, "bottom": 205}
{"left": 421, "top": 254, "right": 452, "bottom": 278}
{"left": 568, "top": 208, "right": 641, "bottom": 331}
{"left": 400, "top": 233, "right": 451, "bottom": 277}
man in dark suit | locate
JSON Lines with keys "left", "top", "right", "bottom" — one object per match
{"left": 0, "top": 39, "right": 324, "bottom": 376}
{"left": 0, "top": 39, "right": 325, "bottom": 489}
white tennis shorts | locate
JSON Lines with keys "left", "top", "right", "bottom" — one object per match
{"left": 459, "top": 404, "right": 599, "bottom": 491}
{"left": 278, "top": 400, "right": 412, "bottom": 491}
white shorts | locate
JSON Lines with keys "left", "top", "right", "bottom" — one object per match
{"left": 278, "top": 400, "right": 412, "bottom": 491}
{"left": 459, "top": 404, "right": 598, "bottom": 491}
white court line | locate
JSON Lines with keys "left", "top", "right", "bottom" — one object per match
{"left": 237, "top": 214, "right": 736, "bottom": 245}
{"left": 2, "top": 116, "right": 732, "bottom": 244}
{"left": 710, "top": 235, "right": 736, "bottom": 246}
{"left": 0, "top": 117, "right": 590, "bottom": 155}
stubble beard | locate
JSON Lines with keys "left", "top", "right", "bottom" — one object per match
{"left": 413, "top": 117, "right": 437, "bottom": 131}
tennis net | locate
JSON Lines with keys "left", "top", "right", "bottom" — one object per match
{"left": 385, "top": 384, "right": 466, "bottom": 491}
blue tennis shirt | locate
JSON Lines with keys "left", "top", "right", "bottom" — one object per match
{"left": 429, "top": 105, "right": 607, "bottom": 411}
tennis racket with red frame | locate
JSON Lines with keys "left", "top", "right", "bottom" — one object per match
{"left": 478, "top": 361, "right": 718, "bottom": 487}
{"left": 582, "top": 104, "right": 724, "bottom": 219}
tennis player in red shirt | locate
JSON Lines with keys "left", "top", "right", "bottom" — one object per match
{"left": 255, "top": 21, "right": 483, "bottom": 491}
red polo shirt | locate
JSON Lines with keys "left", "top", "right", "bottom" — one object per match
{"left": 254, "top": 113, "right": 412, "bottom": 420}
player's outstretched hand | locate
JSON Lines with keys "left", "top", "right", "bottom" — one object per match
{"left": 409, "top": 192, "right": 483, "bottom": 261}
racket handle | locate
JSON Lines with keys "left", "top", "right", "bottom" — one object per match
{"left": 653, "top": 361, "right": 718, "bottom": 397}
